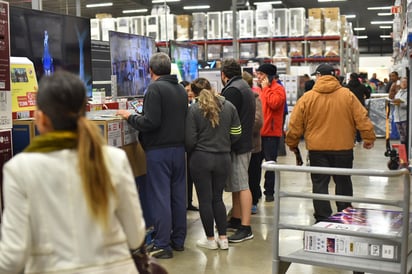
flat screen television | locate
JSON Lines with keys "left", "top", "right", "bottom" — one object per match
{"left": 169, "top": 41, "right": 198, "bottom": 83}
{"left": 109, "top": 31, "right": 155, "bottom": 97}
{"left": 9, "top": 6, "right": 93, "bottom": 97}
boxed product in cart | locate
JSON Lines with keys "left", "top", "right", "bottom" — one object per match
{"left": 304, "top": 208, "right": 412, "bottom": 262}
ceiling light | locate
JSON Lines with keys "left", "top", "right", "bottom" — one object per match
{"left": 377, "top": 12, "right": 393, "bottom": 16}
{"left": 380, "top": 35, "right": 392, "bottom": 38}
{"left": 370, "top": 21, "right": 393, "bottom": 24}
{"left": 86, "top": 2, "right": 113, "bottom": 8}
{"left": 379, "top": 26, "right": 392, "bottom": 29}
{"left": 357, "top": 36, "right": 368, "bottom": 39}
{"left": 122, "top": 9, "right": 148, "bottom": 14}
{"left": 353, "top": 27, "right": 365, "bottom": 31}
{"left": 183, "top": 5, "right": 210, "bottom": 10}
{"left": 152, "top": 0, "right": 180, "bottom": 3}
{"left": 344, "top": 14, "right": 356, "bottom": 19}
{"left": 254, "top": 1, "right": 282, "bottom": 4}
{"left": 367, "top": 6, "right": 392, "bottom": 10}
{"left": 318, "top": 0, "right": 347, "bottom": 2}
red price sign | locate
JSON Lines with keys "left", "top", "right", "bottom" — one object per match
{"left": 391, "top": 6, "right": 402, "bottom": 14}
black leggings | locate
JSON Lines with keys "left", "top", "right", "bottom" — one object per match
{"left": 190, "top": 151, "right": 231, "bottom": 237}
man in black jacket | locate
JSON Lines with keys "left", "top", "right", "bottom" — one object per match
{"left": 221, "top": 59, "right": 256, "bottom": 243}
{"left": 117, "top": 52, "right": 188, "bottom": 259}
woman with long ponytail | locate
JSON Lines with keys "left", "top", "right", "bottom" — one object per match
{"left": 185, "top": 77, "right": 241, "bottom": 250}
{"left": 0, "top": 71, "right": 145, "bottom": 273}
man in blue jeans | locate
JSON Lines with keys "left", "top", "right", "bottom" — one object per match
{"left": 117, "top": 52, "right": 188, "bottom": 259}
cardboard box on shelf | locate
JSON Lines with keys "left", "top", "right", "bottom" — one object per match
{"left": 323, "top": 7, "right": 341, "bottom": 36}
{"left": 289, "top": 8, "right": 306, "bottom": 37}
{"left": 192, "top": 13, "right": 206, "bottom": 40}
{"left": 12, "top": 119, "right": 38, "bottom": 155}
{"left": 91, "top": 118, "right": 123, "bottom": 147}
{"left": 308, "top": 8, "right": 323, "bottom": 36}
{"left": 176, "top": 15, "right": 191, "bottom": 41}
{"left": 239, "top": 10, "right": 254, "bottom": 38}
{"left": 207, "top": 12, "right": 222, "bottom": 39}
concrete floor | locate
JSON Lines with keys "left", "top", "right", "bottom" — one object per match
{"left": 157, "top": 139, "right": 408, "bottom": 274}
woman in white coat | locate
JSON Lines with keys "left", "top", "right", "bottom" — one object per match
{"left": 0, "top": 71, "right": 146, "bottom": 273}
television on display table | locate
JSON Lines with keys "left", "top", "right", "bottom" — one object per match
{"left": 10, "top": 6, "right": 93, "bottom": 97}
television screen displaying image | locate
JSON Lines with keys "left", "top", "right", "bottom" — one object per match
{"left": 169, "top": 41, "right": 198, "bottom": 83}
{"left": 109, "top": 31, "right": 155, "bottom": 97}
{"left": 9, "top": 6, "right": 93, "bottom": 96}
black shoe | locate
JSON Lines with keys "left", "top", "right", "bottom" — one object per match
{"left": 170, "top": 242, "right": 184, "bottom": 252}
{"left": 228, "top": 226, "right": 254, "bottom": 243}
{"left": 187, "top": 204, "right": 199, "bottom": 211}
{"left": 227, "top": 217, "right": 241, "bottom": 232}
{"left": 147, "top": 246, "right": 173, "bottom": 259}
{"left": 265, "top": 195, "right": 274, "bottom": 202}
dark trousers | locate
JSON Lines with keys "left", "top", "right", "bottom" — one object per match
{"left": 262, "top": 136, "right": 280, "bottom": 197}
{"left": 136, "top": 175, "right": 152, "bottom": 227}
{"left": 248, "top": 152, "right": 262, "bottom": 205}
{"left": 309, "top": 150, "right": 354, "bottom": 222}
{"left": 190, "top": 151, "right": 230, "bottom": 237}
{"left": 186, "top": 157, "right": 195, "bottom": 206}
{"left": 145, "top": 146, "right": 187, "bottom": 250}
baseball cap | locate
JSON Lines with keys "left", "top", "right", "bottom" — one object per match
{"left": 311, "top": 64, "right": 335, "bottom": 76}
{"left": 256, "top": 64, "right": 277, "bottom": 76}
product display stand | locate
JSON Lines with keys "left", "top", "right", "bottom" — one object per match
{"left": 261, "top": 162, "right": 411, "bottom": 274}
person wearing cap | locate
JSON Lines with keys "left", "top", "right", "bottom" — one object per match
{"left": 220, "top": 59, "right": 256, "bottom": 243}
{"left": 254, "top": 63, "right": 286, "bottom": 203}
{"left": 286, "top": 63, "right": 376, "bottom": 223}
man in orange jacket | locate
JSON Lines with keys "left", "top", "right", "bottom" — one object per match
{"left": 255, "top": 64, "right": 286, "bottom": 202}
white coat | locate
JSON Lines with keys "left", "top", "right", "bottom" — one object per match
{"left": 0, "top": 146, "right": 145, "bottom": 274}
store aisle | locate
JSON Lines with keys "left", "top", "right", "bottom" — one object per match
{"left": 157, "top": 138, "right": 401, "bottom": 274}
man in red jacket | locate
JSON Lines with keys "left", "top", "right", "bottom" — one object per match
{"left": 255, "top": 64, "right": 286, "bottom": 202}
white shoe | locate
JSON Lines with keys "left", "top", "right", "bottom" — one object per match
{"left": 197, "top": 238, "right": 218, "bottom": 250}
{"left": 217, "top": 238, "right": 229, "bottom": 250}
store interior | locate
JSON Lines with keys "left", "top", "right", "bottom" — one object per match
{"left": 2, "top": 0, "right": 412, "bottom": 273}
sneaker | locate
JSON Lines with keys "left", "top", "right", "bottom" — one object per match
{"left": 228, "top": 227, "right": 254, "bottom": 243}
{"left": 196, "top": 238, "right": 218, "bottom": 250}
{"left": 170, "top": 242, "right": 184, "bottom": 252}
{"left": 187, "top": 204, "right": 199, "bottom": 211}
{"left": 227, "top": 217, "right": 241, "bottom": 232}
{"left": 148, "top": 246, "right": 173, "bottom": 259}
{"left": 251, "top": 204, "right": 257, "bottom": 215}
{"left": 217, "top": 238, "right": 229, "bottom": 250}
{"left": 265, "top": 195, "right": 274, "bottom": 202}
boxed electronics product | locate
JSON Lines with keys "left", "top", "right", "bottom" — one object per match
{"left": 222, "top": 45, "right": 234, "bottom": 59}
{"left": 145, "top": 15, "right": 159, "bottom": 41}
{"left": 239, "top": 10, "right": 254, "bottom": 38}
{"left": 255, "top": 5, "right": 273, "bottom": 37}
{"left": 176, "top": 15, "right": 191, "bottom": 41}
{"left": 101, "top": 18, "right": 116, "bottom": 41}
{"left": 289, "top": 8, "right": 306, "bottom": 37}
{"left": 240, "top": 43, "right": 256, "bottom": 59}
{"left": 90, "top": 117, "right": 123, "bottom": 147}
{"left": 289, "top": 41, "right": 304, "bottom": 58}
{"left": 122, "top": 120, "right": 139, "bottom": 146}
{"left": 304, "top": 208, "right": 412, "bottom": 262}
{"left": 257, "top": 42, "right": 270, "bottom": 58}
{"left": 324, "top": 40, "right": 340, "bottom": 57}
{"left": 12, "top": 119, "right": 38, "bottom": 155}
{"left": 308, "top": 40, "right": 324, "bottom": 57}
{"left": 222, "top": 11, "right": 234, "bottom": 38}
{"left": 116, "top": 17, "right": 130, "bottom": 34}
{"left": 273, "top": 41, "right": 288, "bottom": 57}
{"left": 159, "top": 14, "right": 175, "bottom": 41}
{"left": 207, "top": 44, "right": 222, "bottom": 60}
{"left": 323, "top": 7, "right": 340, "bottom": 36}
{"left": 273, "top": 8, "right": 289, "bottom": 37}
{"left": 307, "top": 8, "right": 323, "bottom": 36}
{"left": 192, "top": 12, "right": 206, "bottom": 40}
{"left": 131, "top": 16, "right": 146, "bottom": 36}
{"left": 207, "top": 12, "right": 222, "bottom": 39}
{"left": 90, "top": 18, "right": 101, "bottom": 40}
